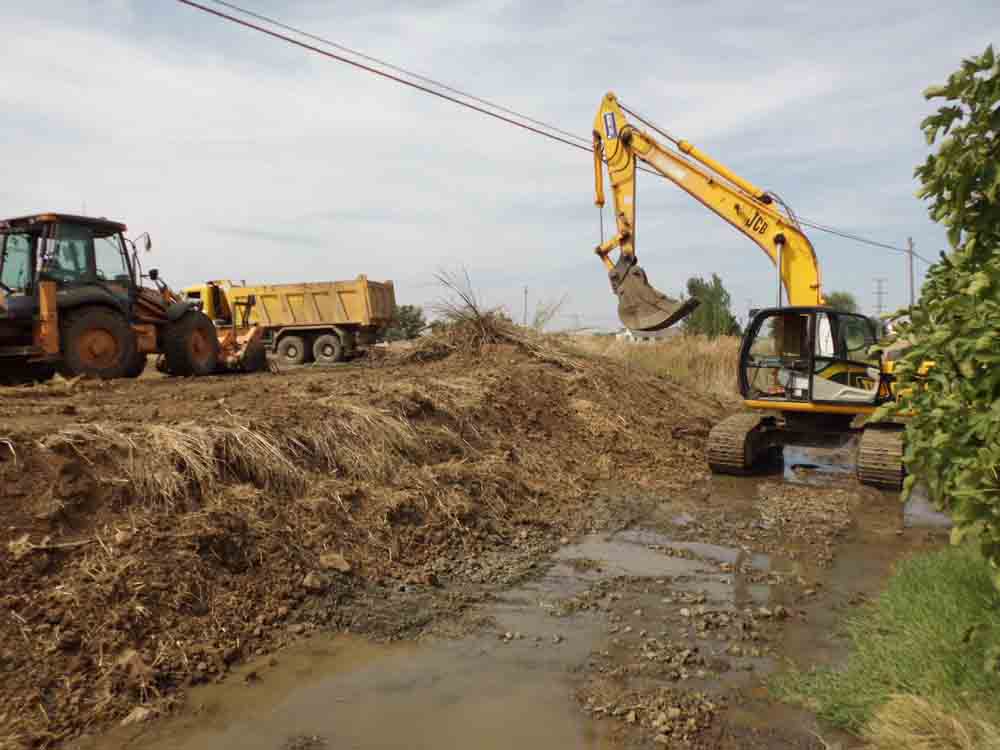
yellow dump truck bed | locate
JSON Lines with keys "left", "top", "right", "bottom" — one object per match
{"left": 223, "top": 276, "right": 395, "bottom": 329}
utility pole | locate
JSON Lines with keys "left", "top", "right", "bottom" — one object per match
{"left": 522, "top": 285, "right": 528, "bottom": 327}
{"left": 873, "top": 277, "right": 888, "bottom": 317}
{"left": 907, "top": 237, "right": 915, "bottom": 309}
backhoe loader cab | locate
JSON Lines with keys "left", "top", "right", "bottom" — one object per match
{"left": 0, "top": 213, "right": 263, "bottom": 381}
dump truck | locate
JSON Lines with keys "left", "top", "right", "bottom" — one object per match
{"left": 182, "top": 277, "right": 395, "bottom": 365}
{"left": 0, "top": 213, "right": 265, "bottom": 382}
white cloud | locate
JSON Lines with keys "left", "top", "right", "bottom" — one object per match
{"left": 2, "top": 0, "right": 997, "bottom": 320}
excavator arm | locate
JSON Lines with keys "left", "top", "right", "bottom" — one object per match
{"left": 593, "top": 92, "right": 823, "bottom": 330}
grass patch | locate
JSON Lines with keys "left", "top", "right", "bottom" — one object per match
{"left": 774, "top": 547, "right": 1000, "bottom": 743}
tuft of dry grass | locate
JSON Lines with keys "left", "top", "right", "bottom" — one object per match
{"left": 865, "top": 695, "right": 1000, "bottom": 750}
{"left": 42, "top": 404, "right": 417, "bottom": 508}
{"left": 393, "top": 269, "right": 582, "bottom": 371}
{"left": 292, "top": 401, "right": 418, "bottom": 481}
{"left": 573, "top": 334, "right": 740, "bottom": 400}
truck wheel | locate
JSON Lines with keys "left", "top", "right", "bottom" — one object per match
{"left": 59, "top": 306, "right": 137, "bottom": 380}
{"left": 277, "top": 335, "right": 308, "bottom": 366}
{"left": 124, "top": 352, "right": 148, "bottom": 378}
{"left": 312, "top": 334, "right": 344, "bottom": 365}
{"left": 164, "top": 311, "right": 220, "bottom": 376}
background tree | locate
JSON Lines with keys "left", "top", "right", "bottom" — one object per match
{"left": 878, "top": 46, "right": 1000, "bottom": 583}
{"left": 824, "top": 290, "right": 860, "bottom": 313}
{"left": 383, "top": 304, "right": 427, "bottom": 341}
{"left": 682, "top": 274, "right": 741, "bottom": 338}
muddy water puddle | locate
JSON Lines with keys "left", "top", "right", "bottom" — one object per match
{"left": 88, "top": 528, "right": 796, "bottom": 750}
{"left": 84, "top": 465, "right": 940, "bottom": 750}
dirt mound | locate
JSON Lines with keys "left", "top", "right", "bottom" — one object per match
{"left": 0, "top": 329, "right": 724, "bottom": 748}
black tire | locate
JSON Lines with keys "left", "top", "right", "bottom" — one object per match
{"left": 239, "top": 341, "right": 268, "bottom": 373}
{"left": 277, "top": 335, "right": 308, "bottom": 366}
{"left": 124, "top": 352, "right": 148, "bottom": 378}
{"left": 312, "top": 334, "right": 344, "bottom": 365}
{"left": 28, "top": 363, "right": 57, "bottom": 383}
{"left": 0, "top": 362, "right": 56, "bottom": 385}
{"left": 59, "top": 306, "right": 137, "bottom": 380}
{"left": 163, "top": 311, "right": 220, "bottom": 377}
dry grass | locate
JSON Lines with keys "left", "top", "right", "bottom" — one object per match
{"left": 42, "top": 403, "right": 417, "bottom": 508}
{"left": 573, "top": 334, "right": 740, "bottom": 400}
{"left": 393, "top": 269, "right": 582, "bottom": 371}
{"left": 865, "top": 695, "right": 1000, "bottom": 750}
{"left": 295, "top": 401, "right": 418, "bottom": 481}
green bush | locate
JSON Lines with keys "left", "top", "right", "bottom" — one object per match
{"left": 877, "top": 46, "right": 1000, "bottom": 583}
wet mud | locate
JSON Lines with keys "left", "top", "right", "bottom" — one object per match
{"left": 77, "top": 440, "right": 943, "bottom": 750}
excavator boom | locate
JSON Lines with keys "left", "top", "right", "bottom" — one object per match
{"left": 592, "top": 92, "right": 823, "bottom": 330}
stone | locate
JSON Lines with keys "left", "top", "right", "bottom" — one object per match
{"left": 302, "top": 572, "right": 326, "bottom": 592}
{"left": 120, "top": 706, "right": 154, "bottom": 726}
{"left": 319, "top": 552, "right": 352, "bottom": 573}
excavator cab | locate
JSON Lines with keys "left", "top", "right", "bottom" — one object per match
{"left": 739, "top": 307, "right": 887, "bottom": 408}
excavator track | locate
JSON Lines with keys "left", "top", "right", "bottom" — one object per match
{"left": 856, "top": 426, "right": 905, "bottom": 490}
{"left": 707, "top": 413, "right": 772, "bottom": 475}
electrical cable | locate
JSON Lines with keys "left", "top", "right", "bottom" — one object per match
{"left": 176, "top": 0, "right": 941, "bottom": 268}
{"left": 620, "top": 101, "right": 937, "bottom": 266}
{"left": 174, "top": 0, "right": 592, "bottom": 154}
{"left": 205, "top": 0, "right": 592, "bottom": 147}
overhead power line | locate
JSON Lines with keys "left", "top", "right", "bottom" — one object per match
{"left": 174, "top": 0, "right": 591, "bottom": 153}
{"left": 204, "top": 0, "right": 591, "bottom": 147}
{"left": 175, "top": 0, "right": 942, "bottom": 269}
{"left": 796, "top": 218, "right": 935, "bottom": 264}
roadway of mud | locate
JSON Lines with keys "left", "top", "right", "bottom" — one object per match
{"left": 1, "top": 333, "right": 946, "bottom": 749}
{"left": 75, "top": 450, "right": 942, "bottom": 750}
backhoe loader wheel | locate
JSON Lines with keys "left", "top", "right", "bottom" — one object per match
{"left": 163, "top": 311, "right": 220, "bottom": 377}
{"left": 124, "top": 352, "right": 148, "bottom": 379}
{"left": 59, "top": 306, "right": 137, "bottom": 380}
{"left": 312, "top": 334, "right": 344, "bottom": 365}
{"left": 277, "top": 335, "right": 308, "bottom": 366}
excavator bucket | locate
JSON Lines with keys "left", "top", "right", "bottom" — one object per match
{"left": 611, "top": 261, "right": 700, "bottom": 332}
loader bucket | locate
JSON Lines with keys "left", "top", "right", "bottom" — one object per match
{"left": 216, "top": 326, "right": 269, "bottom": 373}
{"left": 611, "top": 262, "right": 701, "bottom": 332}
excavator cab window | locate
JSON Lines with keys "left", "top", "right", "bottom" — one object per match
{"left": 810, "top": 313, "right": 880, "bottom": 404}
{"left": 742, "top": 308, "right": 881, "bottom": 405}
{"left": 743, "top": 310, "right": 812, "bottom": 401}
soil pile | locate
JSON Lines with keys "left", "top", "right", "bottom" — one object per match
{"left": 0, "top": 321, "right": 724, "bottom": 748}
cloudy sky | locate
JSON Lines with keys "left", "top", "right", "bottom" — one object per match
{"left": 3, "top": 1, "right": 998, "bottom": 328}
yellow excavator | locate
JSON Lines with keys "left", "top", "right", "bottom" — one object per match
{"left": 591, "top": 92, "right": 904, "bottom": 489}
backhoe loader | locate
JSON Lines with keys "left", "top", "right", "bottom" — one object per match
{"left": 591, "top": 93, "right": 905, "bottom": 489}
{"left": 0, "top": 213, "right": 265, "bottom": 382}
